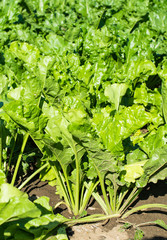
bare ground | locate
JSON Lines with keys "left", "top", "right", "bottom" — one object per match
{"left": 22, "top": 180, "right": 167, "bottom": 240}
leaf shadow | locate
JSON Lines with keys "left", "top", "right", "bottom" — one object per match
{"left": 131, "top": 180, "right": 167, "bottom": 208}
{"left": 23, "top": 179, "right": 48, "bottom": 194}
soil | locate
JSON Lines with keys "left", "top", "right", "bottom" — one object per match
{"left": 22, "top": 179, "right": 167, "bottom": 240}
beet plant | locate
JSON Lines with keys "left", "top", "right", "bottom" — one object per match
{"left": 0, "top": 0, "right": 167, "bottom": 238}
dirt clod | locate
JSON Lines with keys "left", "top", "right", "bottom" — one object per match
{"left": 69, "top": 224, "right": 129, "bottom": 240}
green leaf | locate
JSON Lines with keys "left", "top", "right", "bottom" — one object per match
{"left": 137, "top": 145, "right": 167, "bottom": 187}
{"left": 46, "top": 33, "right": 69, "bottom": 55}
{"left": 42, "top": 138, "right": 74, "bottom": 169}
{"left": 104, "top": 83, "right": 128, "bottom": 110}
{"left": 78, "top": 137, "right": 117, "bottom": 179}
{"left": 134, "top": 83, "right": 162, "bottom": 109}
{"left": 38, "top": 55, "right": 55, "bottom": 82}
{"left": 160, "top": 62, "right": 167, "bottom": 123}
{"left": 93, "top": 105, "right": 152, "bottom": 153}
{"left": 9, "top": 41, "right": 40, "bottom": 70}
{"left": 2, "top": 0, "right": 22, "bottom": 21}
{"left": 56, "top": 225, "right": 68, "bottom": 240}
{"left": 0, "top": 74, "right": 8, "bottom": 97}
{"left": 34, "top": 196, "right": 53, "bottom": 215}
{"left": 0, "top": 183, "right": 27, "bottom": 203}
{"left": 43, "top": 104, "right": 86, "bottom": 165}
{"left": 139, "top": 125, "right": 167, "bottom": 158}
{"left": 25, "top": 213, "right": 68, "bottom": 239}
{"left": 134, "top": 229, "right": 144, "bottom": 240}
{"left": 122, "top": 222, "right": 132, "bottom": 229}
{"left": 149, "top": 9, "right": 167, "bottom": 33}
{"left": 124, "top": 160, "right": 147, "bottom": 183}
{"left": 152, "top": 219, "right": 167, "bottom": 230}
{"left": 126, "top": 148, "right": 148, "bottom": 165}
{"left": 88, "top": 148, "right": 117, "bottom": 179}
{"left": 3, "top": 224, "right": 34, "bottom": 240}
{"left": 0, "top": 184, "right": 41, "bottom": 225}
{"left": 13, "top": 229, "right": 34, "bottom": 240}
{"left": 2, "top": 101, "right": 47, "bottom": 134}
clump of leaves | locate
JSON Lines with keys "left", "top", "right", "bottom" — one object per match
{"left": 0, "top": 0, "right": 167, "bottom": 231}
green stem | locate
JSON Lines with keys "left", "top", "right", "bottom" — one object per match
{"left": 113, "top": 185, "right": 118, "bottom": 213}
{"left": 116, "top": 190, "right": 128, "bottom": 212}
{"left": 108, "top": 187, "right": 115, "bottom": 212}
{"left": 118, "top": 187, "right": 141, "bottom": 215}
{"left": 79, "top": 180, "right": 99, "bottom": 215}
{"left": 136, "top": 221, "right": 164, "bottom": 228}
{"left": 51, "top": 165, "right": 72, "bottom": 213}
{"left": 98, "top": 173, "right": 112, "bottom": 215}
{"left": 74, "top": 148, "right": 80, "bottom": 215}
{"left": 80, "top": 180, "right": 86, "bottom": 208}
{"left": 67, "top": 213, "right": 120, "bottom": 226}
{"left": 122, "top": 204, "right": 167, "bottom": 219}
{"left": 92, "top": 190, "right": 109, "bottom": 215}
{"left": 54, "top": 201, "right": 69, "bottom": 210}
{"left": 84, "top": 181, "right": 109, "bottom": 215}
{"left": 18, "top": 162, "right": 49, "bottom": 190}
{"left": 11, "top": 133, "right": 29, "bottom": 186}
{"left": 63, "top": 167, "right": 75, "bottom": 211}
{"left": 6, "top": 132, "right": 18, "bottom": 177}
